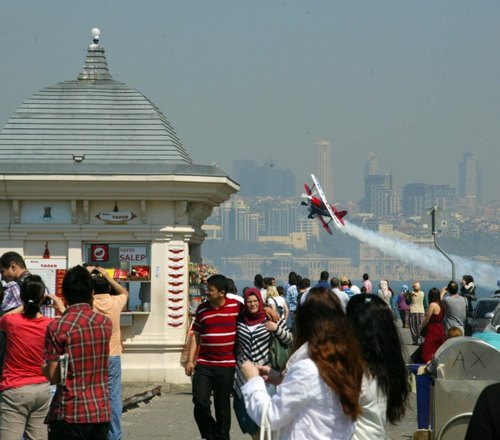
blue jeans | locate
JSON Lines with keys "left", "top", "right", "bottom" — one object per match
{"left": 233, "top": 392, "right": 258, "bottom": 435}
{"left": 108, "top": 356, "right": 122, "bottom": 440}
{"left": 233, "top": 383, "right": 275, "bottom": 436}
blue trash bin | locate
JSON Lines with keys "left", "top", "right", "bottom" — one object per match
{"left": 409, "top": 364, "right": 431, "bottom": 430}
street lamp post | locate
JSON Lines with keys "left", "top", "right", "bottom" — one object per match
{"left": 429, "top": 206, "right": 455, "bottom": 282}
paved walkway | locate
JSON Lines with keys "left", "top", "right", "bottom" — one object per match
{"left": 122, "top": 325, "right": 420, "bottom": 439}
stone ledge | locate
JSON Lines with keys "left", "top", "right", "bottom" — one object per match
{"left": 122, "top": 382, "right": 191, "bottom": 400}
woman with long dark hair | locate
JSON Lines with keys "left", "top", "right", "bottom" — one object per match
{"left": 240, "top": 287, "right": 364, "bottom": 439}
{"left": 420, "top": 287, "right": 446, "bottom": 362}
{"left": 460, "top": 274, "right": 476, "bottom": 318}
{"left": 346, "top": 294, "right": 410, "bottom": 439}
{"left": 0, "top": 275, "right": 64, "bottom": 439}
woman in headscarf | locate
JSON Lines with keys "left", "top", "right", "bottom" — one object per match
{"left": 396, "top": 285, "right": 411, "bottom": 328}
{"left": 240, "top": 287, "right": 364, "bottom": 439}
{"left": 377, "top": 279, "right": 392, "bottom": 308}
{"left": 234, "top": 288, "right": 292, "bottom": 439}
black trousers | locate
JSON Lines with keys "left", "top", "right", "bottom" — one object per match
{"left": 48, "top": 421, "right": 109, "bottom": 440}
{"left": 192, "top": 364, "right": 235, "bottom": 440}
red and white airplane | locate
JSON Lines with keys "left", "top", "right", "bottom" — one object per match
{"left": 302, "top": 174, "right": 347, "bottom": 235}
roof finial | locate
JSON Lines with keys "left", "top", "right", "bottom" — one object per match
{"left": 78, "top": 27, "right": 112, "bottom": 80}
{"left": 90, "top": 27, "right": 101, "bottom": 48}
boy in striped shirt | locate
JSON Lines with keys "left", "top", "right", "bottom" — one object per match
{"left": 185, "top": 274, "right": 242, "bottom": 440}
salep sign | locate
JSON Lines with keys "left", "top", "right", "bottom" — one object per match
{"left": 119, "top": 247, "right": 147, "bottom": 263}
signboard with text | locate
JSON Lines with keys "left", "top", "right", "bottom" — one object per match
{"left": 119, "top": 247, "right": 147, "bottom": 263}
{"left": 26, "top": 258, "right": 67, "bottom": 295}
{"left": 95, "top": 211, "right": 137, "bottom": 224}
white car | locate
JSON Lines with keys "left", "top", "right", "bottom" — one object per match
{"left": 470, "top": 296, "right": 500, "bottom": 334}
{"left": 482, "top": 300, "right": 500, "bottom": 334}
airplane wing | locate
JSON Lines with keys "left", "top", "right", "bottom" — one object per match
{"left": 310, "top": 174, "right": 344, "bottom": 229}
{"left": 314, "top": 213, "right": 333, "bottom": 235}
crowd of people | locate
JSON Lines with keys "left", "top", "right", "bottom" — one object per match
{"left": 185, "top": 269, "right": 493, "bottom": 440}
{"left": 0, "top": 251, "right": 127, "bottom": 440}
{"left": 185, "top": 271, "right": 415, "bottom": 440}
{"left": 0, "top": 248, "right": 493, "bottom": 439}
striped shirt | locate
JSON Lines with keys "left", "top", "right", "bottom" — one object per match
{"left": 234, "top": 317, "right": 293, "bottom": 397}
{"left": 192, "top": 297, "right": 243, "bottom": 368}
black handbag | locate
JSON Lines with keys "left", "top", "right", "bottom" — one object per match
{"left": 420, "top": 326, "right": 427, "bottom": 338}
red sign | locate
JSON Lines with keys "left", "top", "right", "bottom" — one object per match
{"left": 91, "top": 244, "right": 109, "bottom": 262}
{"left": 55, "top": 269, "right": 66, "bottom": 298}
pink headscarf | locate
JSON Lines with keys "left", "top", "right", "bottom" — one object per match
{"left": 242, "top": 287, "right": 266, "bottom": 326}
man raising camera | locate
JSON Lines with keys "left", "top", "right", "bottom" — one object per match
{"left": 86, "top": 265, "right": 128, "bottom": 440}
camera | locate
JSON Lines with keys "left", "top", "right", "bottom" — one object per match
{"left": 42, "top": 296, "right": 53, "bottom": 306}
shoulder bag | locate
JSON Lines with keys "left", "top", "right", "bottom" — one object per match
{"left": 269, "top": 297, "right": 284, "bottom": 318}
{"left": 269, "top": 330, "right": 291, "bottom": 372}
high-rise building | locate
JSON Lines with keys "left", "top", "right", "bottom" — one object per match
{"left": 365, "top": 151, "right": 377, "bottom": 176}
{"left": 372, "top": 187, "right": 400, "bottom": 218}
{"left": 360, "top": 172, "right": 397, "bottom": 217}
{"left": 315, "top": 139, "right": 334, "bottom": 198}
{"left": 265, "top": 201, "right": 300, "bottom": 236}
{"left": 359, "top": 152, "right": 399, "bottom": 216}
{"left": 401, "top": 183, "right": 427, "bottom": 218}
{"left": 402, "top": 183, "right": 456, "bottom": 218}
{"left": 459, "top": 153, "right": 481, "bottom": 208}
{"left": 430, "top": 185, "right": 457, "bottom": 212}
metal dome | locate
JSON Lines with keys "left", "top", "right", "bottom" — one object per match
{"left": 0, "top": 34, "right": 192, "bottom": 168}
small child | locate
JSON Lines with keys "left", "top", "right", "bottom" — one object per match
{"left": 446, "top": 326, "right": 463, "bottom": 339}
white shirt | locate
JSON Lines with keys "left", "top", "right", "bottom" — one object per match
{"left": 299, "top": 288, "right": 311, "bottom": 305}
{"left": 226, "top": 293, "right": 244, "bottom": 304}
{"left": 332, "top": 288, "right": 350, "bottom": 311}
{"left": 354, "top": 375, "right": 388, "bottom": 440}
{"left": 242, "top": 343, "right": 355, "bottom": 440}
{"left": 350, "top": 284, "right": 361, "bottom": 294}
{"left": 267, "top": 295, "right": 287, "bottom": 316}
{"left": 260, "top": 288, "right": 267, "bottom": 303}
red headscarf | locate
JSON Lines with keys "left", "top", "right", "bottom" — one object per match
{"left": 242, "top": 287, "right": 266, "bottom": 326}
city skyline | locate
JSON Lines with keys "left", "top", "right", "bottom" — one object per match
{"left": 203, "top": 192, "right": 500, "bottom": 289}
{"left": 231, "top": 150, "right": 479, "bottom": 209}
{"left": 1, "top": 2, "right": 499, "bottom": 202}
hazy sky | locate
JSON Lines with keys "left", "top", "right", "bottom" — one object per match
{"left": 1, "top": 1, "right": 499, "bottom": 202}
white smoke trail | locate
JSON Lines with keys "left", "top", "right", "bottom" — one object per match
{"left": 342, "top": 221, "right": 499, "bottom": 289}
{"left": 451, "top": 255, "right": 499, "bottom": 289}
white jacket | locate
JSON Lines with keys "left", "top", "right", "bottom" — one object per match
{"left": 242, "top": 343, "right": 355, "bottom": 440}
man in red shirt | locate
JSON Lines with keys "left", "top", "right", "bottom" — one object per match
{"left": 43, "top": 265, "right": 112, "bottom": 440}
{"left": 185, "top": 274, "right": 243, "bottom": 440}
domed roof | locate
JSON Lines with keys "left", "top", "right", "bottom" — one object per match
{"left": 0, "top": 31, "right": 192, "bottom": 167}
